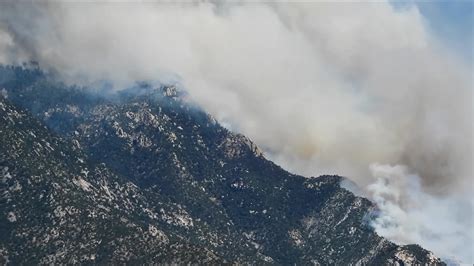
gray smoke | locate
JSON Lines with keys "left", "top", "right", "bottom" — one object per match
{"left": 0, "top": 1, "right": 472, "bottom": 263}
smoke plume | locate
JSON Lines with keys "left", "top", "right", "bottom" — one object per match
{"left": 366, "top": 164, "right": 473, "bottom": 263}
{"left": 0, "top": 1, "right": 472, "bottom": 263}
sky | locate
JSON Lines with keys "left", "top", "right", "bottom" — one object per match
{"left": 413, "top": 1, "right": 473, "bottom": 65}
{"left": 0, "top": 1, "right": 472, "bottom": 263}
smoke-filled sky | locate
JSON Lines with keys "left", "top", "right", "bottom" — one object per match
{"left": 0, "top": 1, "right": 472, "bottom": 263}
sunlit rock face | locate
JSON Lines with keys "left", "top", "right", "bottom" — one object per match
{"left": 0, "top": 65, "right": 444, "bottom": 265}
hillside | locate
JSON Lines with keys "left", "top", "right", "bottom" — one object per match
{"left": 0, "top": 65, "right": 443, "bottom": 265}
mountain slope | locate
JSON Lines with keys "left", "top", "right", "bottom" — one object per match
{"left": 0, "top": 65, "right": 444, "bottom": 265}
{"left": 0, "top": 97, "right": 229, "bottom": 264}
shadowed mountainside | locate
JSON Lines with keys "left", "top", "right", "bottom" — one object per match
{"left": 0, "top": 65, "right": 444, "bottom": 264}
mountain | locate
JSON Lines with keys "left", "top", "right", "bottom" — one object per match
{"left": 0, "top": 65, "right": 444, "bottom": 265}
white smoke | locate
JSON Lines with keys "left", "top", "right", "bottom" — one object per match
{"left": 367, "top": 164, "right": 473, "bottom": 263}
{"left": 0, "top": 1, "right": 472, "bottom": 263}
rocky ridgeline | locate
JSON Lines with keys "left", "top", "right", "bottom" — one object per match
{"left": 0, "top": 65, "right": 444, "bottom": 265}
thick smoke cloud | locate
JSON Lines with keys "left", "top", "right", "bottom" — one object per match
{"left": 0, "top": 1, "right": 472, "bottom": 263}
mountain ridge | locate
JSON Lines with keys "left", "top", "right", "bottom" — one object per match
{"left": 0, "top": 65, "right": 444, "bottom": 265}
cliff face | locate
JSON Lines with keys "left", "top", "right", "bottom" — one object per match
{"left": 0, "top": 65, "right": 443, "bottom": 265}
